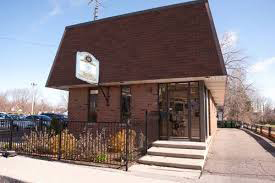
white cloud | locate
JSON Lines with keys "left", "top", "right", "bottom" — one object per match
{"left": 249, "top": 57, "right": 275, "bottom": 73}
{"left": 49, "top": 0, "right": 61, "bottom": 16}
{"left": 39, "top": 0, "right": 62, "bottom": 24}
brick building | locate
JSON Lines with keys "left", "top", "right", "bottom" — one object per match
{"left": 46, "top": 0, "right": 226, "bottom": 142}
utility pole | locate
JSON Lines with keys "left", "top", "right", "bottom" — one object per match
{"left": 31, "top": 83, "right": 37, "bottom": 115}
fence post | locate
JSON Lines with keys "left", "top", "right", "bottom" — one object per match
{"left": 57, "top": 123, "right": 62, "bottom": 160}
{"left": 144, "top": 110, "right": 148, "bottom": 154}
{"left": 268, "top": 127, "right": 271, "bottom": 137}
{"left": 125, "top": 119, "right": 130, "bottom": 171}
{"left": 9, "top": 120, "right": 13, "bottom": 150}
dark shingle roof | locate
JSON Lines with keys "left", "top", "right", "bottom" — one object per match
{"left": 46, "top": 0, "right": 226, "bottom": 88}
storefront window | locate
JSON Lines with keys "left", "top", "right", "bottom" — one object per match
{"left": 159, "top": 84, "right": 168, "bottom": 138}
{"left": 121, "top": 86, "right": 131, "bottom": 122}
{"left": 190, "top": 82, "right": 200, "bottom": 139}
{"left": 89, "top": 89, "right": 98, "bottom": 122}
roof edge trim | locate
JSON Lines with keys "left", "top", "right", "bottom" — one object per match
{"left": 204, "top": 1, "right": 227, "bottom": 75}
{"left": 45, "top": 29, "right": 67, "bottom": 88}
{"left": 66, "top": 0, "right": 207, "bottom": 30}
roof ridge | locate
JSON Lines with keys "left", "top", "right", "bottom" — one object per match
{"left": 66, "top": 0, "right": 207, "bottom": 30}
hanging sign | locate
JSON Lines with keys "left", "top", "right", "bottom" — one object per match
{"left": 76, "top": 51, "right": 99, "bottom": 84}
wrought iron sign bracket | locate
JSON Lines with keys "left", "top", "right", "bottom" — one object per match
{"left": 98, "top": 84, "right": 110, "bottom": 106}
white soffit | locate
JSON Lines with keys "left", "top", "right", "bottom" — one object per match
{"left": 204, "top": 76, "right": 227, "bottom": 106}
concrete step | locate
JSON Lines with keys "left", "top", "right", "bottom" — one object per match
{"left": 153, "top": 140, "right": 206, "bottom": 150}
{"left": 147, "top": 146, "right": 206, "bottom": 159}
{"left": 138, "top": 155, "right": 204, "bottom": 170}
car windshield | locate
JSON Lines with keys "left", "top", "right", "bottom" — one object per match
{"left": 40, "top": 115, "right": 51, "bottom": 121}
{"left": 25, "top": 116, "right": 33, "bottom": 120}
{"left": 42, "top": 113, "right": 57, "bottom": 118}
{"left": 11, "top": 115, "right": 18, "bottom": 119}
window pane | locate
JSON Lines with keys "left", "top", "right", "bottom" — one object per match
{"left": 159, "top": 84, "right": 168, "bottom": 138}
{"left": 89, "top": 90, "right": 98, "bottom": 122}
{"left": 168, "top": 83, "right": 189, "bottom": 138}
{"left": 121, "top": 86, "right": 131, "bottom": 122}
{"left": 190, "top": 82, "right": 200, "bottom": 139}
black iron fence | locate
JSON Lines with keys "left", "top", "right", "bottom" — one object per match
{"left": 243, "top": 123, "right": 275, "bottom": 141}
{"left": 0, "top": 111, "right": 159, "bottom": 170}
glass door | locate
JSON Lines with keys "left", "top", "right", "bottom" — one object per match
{"left": 159, "top": 84, "right": 169, "bottom": 139}
{"left": 159, "top": 82, "right": 201, "bottom": 141}
{"left": 168, "top": 83, "right": 189, "bottom": 138}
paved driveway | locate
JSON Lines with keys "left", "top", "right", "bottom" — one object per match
{"left": 0, "top": 128, "right": 274, "bottom": 183}
{"left": 201, "top": 128, "right": 275, "bottom": 183}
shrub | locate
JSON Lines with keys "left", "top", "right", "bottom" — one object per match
{"left": 108, "top": 129, "right": 136, "bottom": 153}
{"left": 76, "top": 128, "right": 108, "bottom": 161}
{"left": 22, "top": 131, "right": 52, "bottom": 154}
{"left": 96, "top": 154, "right": 108, "bottom": 163}
{"left": 0, "top": 142, "right": 9, "bottom": 150}
{"left": 49, "top": 118, "right": 62, "bottom": 134}
{"left": 50, "top": 129, "right": 77, "bottom": 157}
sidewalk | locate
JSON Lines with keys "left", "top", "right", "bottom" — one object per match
{"left": 0, "top": 128, "right": 274, "bottom": 183}
{"left": 0, "top": 156, "right": 180, "bottom": 183}
{"left": 201, "top": 128, "right": 275, "bottom": 183}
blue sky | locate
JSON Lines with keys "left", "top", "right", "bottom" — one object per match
{"left": 0, "top": 0, "right": 275, "bottom": 105}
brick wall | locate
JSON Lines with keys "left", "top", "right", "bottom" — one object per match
{"left": 68, "top": 84, "right": 159, "bottom": 123}
{"left": 68, "top": 88, "right": 89, "bottom": 121}
{"left": 131, "top": 84, "right": 159, "bottom": 122}
{"left": 96, "top": 86, "right": 121, "bottom": 122}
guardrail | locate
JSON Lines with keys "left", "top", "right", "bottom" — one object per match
{"left": 243, "top": 123, "right": 275, "bottom": 141}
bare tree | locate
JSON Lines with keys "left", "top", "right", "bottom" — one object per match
{"left": 0, "top": 92, "right": 9, "bottom": 112}
{"left": 220, "top": 32, "right": 254, "bottom": 122}
{"left": 0, "top": 88, "right": 69, "bottom": 115}
{"left": 7, "top": 88, "right": 32, "bottom": 114}
{"left": 220, "top": 32, "right": 248, "bottom": 80}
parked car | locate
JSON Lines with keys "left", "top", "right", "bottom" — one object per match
{"left": 12, "top": 115, "right": 50, "bottom": 129}
{"left": 25, "top": 115, "right": 52, "bottom": 126}
{"left": 0, "top": 114, "right": 13, "bottom": 129}
{"left": 9, "top": 114, "right": 20, "bottom": 120}
{"left": 0, "top": 113, "right": 12, "bottom": 120}
{"left": 41, "top": 113, "right": 68, "bottom": 127}
{"left": 41, "top": 113, "right": 68, "bottom": 121}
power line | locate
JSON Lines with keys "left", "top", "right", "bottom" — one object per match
{"left": 0, "top": 37, "right": 56, "bottom": 48}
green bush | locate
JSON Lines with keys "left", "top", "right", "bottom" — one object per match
{"left": 96, "top": 154, "right": 108, "bottom": 163}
